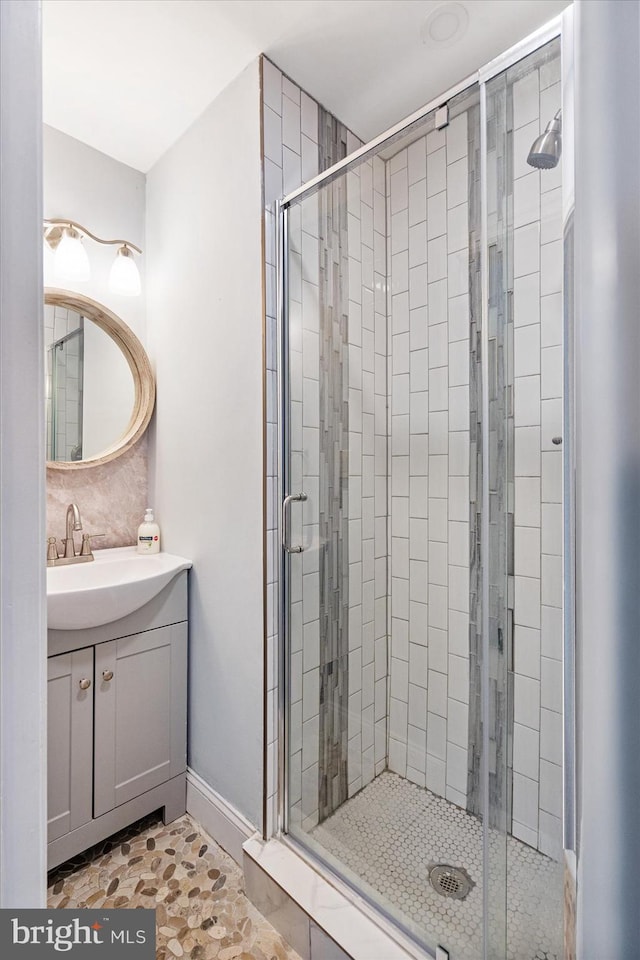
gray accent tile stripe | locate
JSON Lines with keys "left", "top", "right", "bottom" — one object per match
{"left": 317, "top": 108, "right": 350, "bottom": 821}
{"left": 467, "top": 95, "right": 512, "bottom": 828}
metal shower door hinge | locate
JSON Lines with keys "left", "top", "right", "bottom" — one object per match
{"left": 435, "top": 104, "right": 449, "bottom": 129}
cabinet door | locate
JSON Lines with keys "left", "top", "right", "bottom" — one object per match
{"left": 93, "top": 623, "right": 187, "bottom": 817}
{"left": 47, "top": 648, "right": 94, "bottom": 842}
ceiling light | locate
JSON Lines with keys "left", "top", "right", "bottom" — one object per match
{"left": 43, "top": 219, "right": 142, "bottom": 296}
{"left": 421, "top": 2, "right": 469, "bottom": 49}
{"left": 109, "top": 245, "right": 141, "bottom": 297}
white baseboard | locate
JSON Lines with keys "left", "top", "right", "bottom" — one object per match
{"left": 186, "top": 767, "right": 257, "bottom": 866}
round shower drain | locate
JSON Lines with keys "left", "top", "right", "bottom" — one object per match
{"left": 429, "top": 864, "right": 474, "bottom": 900}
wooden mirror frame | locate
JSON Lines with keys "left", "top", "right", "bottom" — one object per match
{"left": 45, "top": 288, "right": 155, "bottom": 470}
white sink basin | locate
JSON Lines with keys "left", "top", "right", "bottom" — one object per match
{"left": 47, "top": 546, "right": 192, "bottom": 631}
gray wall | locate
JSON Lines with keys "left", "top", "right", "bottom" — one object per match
{"left": 146, "top": 61, "right": 264, "bottom": 828}
{"left": 575, "top": 0, "right": 640, "bottom": 954}
{"left": 0, "top": 0, "right": 47, "bottom": 905}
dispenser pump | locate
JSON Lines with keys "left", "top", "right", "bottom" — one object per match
{"left": 144, "top": 508, "right": 154, "bottom": 523}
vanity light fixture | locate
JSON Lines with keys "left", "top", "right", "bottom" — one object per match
{"left": 43, "top": 218, "right": 142, "bottom": 296}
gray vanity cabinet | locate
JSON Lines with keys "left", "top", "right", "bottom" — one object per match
{"left": 47, "top": 648, "right": 94, "bottom": 842}
{"left": 94, "top": 625, "right": 187, "bottom": 817}
{"left": 47, "top": 571, "right": 188, "bottom": 869}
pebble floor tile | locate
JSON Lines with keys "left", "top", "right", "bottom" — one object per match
{"left": 311, "top": 772, "right": 563, "bottom": 960}
{"left": 47, "top": 814, "right": 301, "bottom": 960}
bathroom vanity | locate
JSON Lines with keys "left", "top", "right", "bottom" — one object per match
{"left": 47, "top": 566, "right": 189, "bottom": 869}
{"left": 42, "top": 291, "right": 191, "bottom": 870}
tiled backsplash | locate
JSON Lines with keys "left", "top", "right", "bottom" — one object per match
{"left": 46, "top": 436, "right": 148, "bottom": 550}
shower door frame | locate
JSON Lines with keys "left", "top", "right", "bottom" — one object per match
{"left": 274, "top": 13, "right": 568, "bottom": 958}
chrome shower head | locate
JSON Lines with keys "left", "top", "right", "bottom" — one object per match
{"left": 527, "top": 110, "right": 562, "bottom": 169}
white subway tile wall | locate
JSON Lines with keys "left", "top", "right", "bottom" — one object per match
{"left": 387, "top": 113, "right": 471, "bottom": 807}
{"left": 263, "top": 57, "right": 321, "bottom": 836}
{"left": 294, "top": 177, "right": 321, "bottom": 832}
{"left": 511, "top": 64, "right": 563, "bottom": 860}
{"left": 44, "top": 304, "right": 56, "bottom": 454}
{"left": 288, "top": 120, "right": 323, "bottom": 834}
{"left": 44, "top": 304, "right": 83, "bottom": 461}
{"left": 347, "top": 152, "right": 389, "bottom": 800}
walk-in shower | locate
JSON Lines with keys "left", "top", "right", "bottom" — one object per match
{"left": 276, "top": 28, "right": 567, "bottom": 960}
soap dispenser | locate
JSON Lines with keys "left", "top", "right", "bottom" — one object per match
{"left": 137, "top": 508, "right": 160, "bottom": 554}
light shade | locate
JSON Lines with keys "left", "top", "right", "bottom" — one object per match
{"left": 54, "top": 227, "right": 90, "bottom": 282}
{"left": 109, "top": 245, "right": 141, "bottom": 296}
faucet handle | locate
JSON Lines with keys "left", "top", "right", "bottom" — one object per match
{"left": 80, "top": 533, "right": 105, "bottom": 557}
{"left": 46, "top": 537, "right": 59, "bottom": 564}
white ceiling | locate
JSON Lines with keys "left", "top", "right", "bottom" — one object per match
{"left": 43, "top": 0, "right": 569, "bottom": 173}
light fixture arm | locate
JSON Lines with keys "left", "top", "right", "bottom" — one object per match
{"left": 43, "top": 218, "right": 142, "bottom": 254}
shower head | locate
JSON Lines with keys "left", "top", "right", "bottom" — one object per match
{"left": 527, "top": 110, "right": 562, "bottom": 169}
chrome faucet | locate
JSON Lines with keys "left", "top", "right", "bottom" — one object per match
{"left": 46, "top": 504, "right": 104, "bottom": 566}
{"left": 64, "top": 503, "right": 82, "bottom": 558}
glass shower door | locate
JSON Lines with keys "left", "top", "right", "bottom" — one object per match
{"left": 279, "top": 87, "right": 508, "bottom": 960}
{"left": 279, "top": 48, "right": 564, "bottom": 951}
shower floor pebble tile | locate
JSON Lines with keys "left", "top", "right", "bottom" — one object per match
{"left": 47, "top": 814, "right": 301, "bottom": 960}
{"left": 311, "top": 772, "right": 562, "bottom": 960}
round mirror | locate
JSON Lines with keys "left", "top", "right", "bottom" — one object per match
{"left": 45, "top": 289, "right": 155, "bottom": 469}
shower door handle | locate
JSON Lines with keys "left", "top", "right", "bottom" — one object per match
{"left": 282, "top": 493, "right": 307, "bottom": 553}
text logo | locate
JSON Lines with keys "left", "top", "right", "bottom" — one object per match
{"left": 0, "top": 909, "right": 155, "bottom": 958}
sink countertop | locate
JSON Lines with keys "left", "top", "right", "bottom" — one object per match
{"left": 47, "top": 545, "right": 192, "bottom": 631}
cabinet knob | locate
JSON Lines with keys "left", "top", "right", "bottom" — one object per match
{"left": 78, "top": 678, "right": 91, "bottom": 690}
{"left": 102, "top": 670, "right": 114, "bottom": 682}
